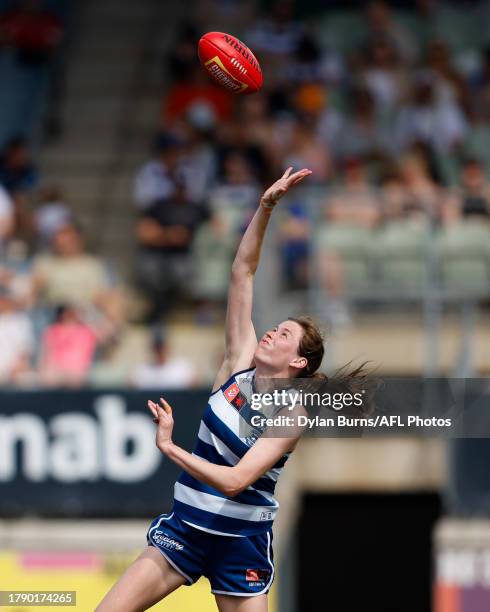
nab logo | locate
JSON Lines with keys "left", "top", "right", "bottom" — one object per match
{"left": 0, "top": 395, "right": 160, "bottom": 483}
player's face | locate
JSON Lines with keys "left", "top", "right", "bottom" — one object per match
{"left": 254, "top": 320, "right": 307, "bottom": 374}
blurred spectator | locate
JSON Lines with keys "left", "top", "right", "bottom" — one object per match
{"left": 209, "top": 150, "right": 260, "bottom": 238}
{"left": 396, "top": 76, "right": 468, "bottom": 154}
{"left": 217, "top": 113, "right": 271, "bottom": 184}
{"left": 336, "top": 87, "right": 391, "bottom": 163}
{"left": 0, "top": 136, "right": 38, "bottom": 196}
{"left": 178, "top": 108, "right": 218, "bottom": 204}
{"left": 0, "top": 0, "right": 63, "bottom": 65}
{"left": 39, "top": 304, "right": 98, "bottom": 388}
{"left": 317, "top": 159, "right": 381, "bottom": 325}
{"left": 443, "top": 158, "right": 490, "bottom": 223}
{"left": 134, "top": 133, "right": 184, "bottom": 210}
{"left": 281, "top": 114, "right": 331, "bottom": 183}
{"left": 0, "top": 283, "right": 34, "bottom": 385}
{"left": 131, "top": 331, "right": 197, "bottom": 389}
{"left": 0, "top": 137, "right": 39, "bottom": 246}
{"left": 0, "top": 184, "right": 14, "bottom": 249}
{"left": 192, "top": 213, "right": 236, "bottom": 312}
{"left": 246, "top": 0, "right": 302, "bottom": 57}
{"left": 0, "top": 244, "right": 32, "bottom": 308}
{"left": 283, "top": 33, "right": 344, "bottom": 85}
{"left": 279, "top": 202, "right": 310, "bottom": 290}
{"left": 32, "top": 223, "right": 124, "bottom": 329}
{"left": 359, "top": 37, "right": 411, "bottom": 116}
{"left": 163, "top": 66, "right": 234, "bottom": 124}
{"left": 135, "top": 182, "right": 208, "bottom": 322}
{"left": 312, "top": 87, "right": 345, "bottom": 153}
{"left": 426, "top": 40, "right": 469, "bottom": 112}
{"left": 165, "top": 21, "right": 200, "bottom": 83}
{"left": 221, "top": 96, "right": 275, "bottom": 171}
{"left": 363, "top": 0, "right": 417, "bottom": 64}
{"left": 326, "top": 158, "right": 380, "bottom": 227}
{"left": 246, "top": 0, "right": 303, "bottom": 89}
{"left": 379, "top": 170, "right": 407, "bottom": 220}
{"left": 192, "top": 151, "right": 258, "bottom": 318}
{"left": 396, "top": 153, "right": 442, "bottom": 220}
{"left": 34, "top": 185, "right": 73, "bottom": 247}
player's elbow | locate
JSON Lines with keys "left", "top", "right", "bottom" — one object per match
{"left": 222, "top": 471, "right": 247, "bottom": 498}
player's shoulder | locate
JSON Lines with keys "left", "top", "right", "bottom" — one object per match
{"left": 211, "top": 365, "right": 255, "bottom": 397}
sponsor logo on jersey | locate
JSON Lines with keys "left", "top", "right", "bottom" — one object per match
{"left": 152, "top": 530, "right": 184, "bottom": 551}
{"left": 260, "top": 511, "right": 273, "bottom": 521}
{"left": 224, "top": 383, "right": 240, "bottom": 402}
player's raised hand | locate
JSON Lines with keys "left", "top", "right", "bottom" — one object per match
{"left": 148, "top": 397, "right": 174, "bottom": 453}
{"left": 260, "top": 167, "right": 312, "bottom": 211}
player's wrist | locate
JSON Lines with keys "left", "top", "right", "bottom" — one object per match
{"left": 260, "top": 198, "right": 275, "bottom": 214}
{"left": 158, "top": 439, "right": 175, "bottom": 455}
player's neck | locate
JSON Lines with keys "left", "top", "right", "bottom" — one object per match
{"left": 254, "top": 364, "right": 292, "bottom": 392}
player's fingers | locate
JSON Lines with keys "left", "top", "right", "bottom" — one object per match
{"left": 288, "top": 169, "right": 311, "bottom": 183}
{"left": 281, "top": 166, "right": 293, "bottom": 179}
{"left": 147, "top": 400, "right": 158, "bottom": 418}
{"left": 160, "top": 397, "right": 173, "bottom": 415}
{"left": 155, "top": 403, "right": 167, "bottom": 419}
{"left": 288, "top": 172, "right": 312, "bottom": 187}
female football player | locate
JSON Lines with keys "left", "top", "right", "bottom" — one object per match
{"left": 97, "top": 167, "right": 326, "bottom": 612}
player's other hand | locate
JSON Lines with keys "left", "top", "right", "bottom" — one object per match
{"left": 148, "top": 397, "right": 174, "bottom": 453}
{"left": 260, "top": 167, "right": 312, "bottom": 211}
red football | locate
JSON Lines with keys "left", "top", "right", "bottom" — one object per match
{"left": 198, "top": 31, "right": 263, "bottom": 95}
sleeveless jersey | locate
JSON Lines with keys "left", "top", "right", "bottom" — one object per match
{"left": 172, "top": 367, "right": 291, "bottom": 537}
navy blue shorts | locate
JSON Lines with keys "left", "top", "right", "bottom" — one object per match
{"left": 146, "top": 512, "right": 274, "bottom": 597}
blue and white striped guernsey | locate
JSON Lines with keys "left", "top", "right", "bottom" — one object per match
{"left": 172, "top": 367, "right": 291, "bottom": 537}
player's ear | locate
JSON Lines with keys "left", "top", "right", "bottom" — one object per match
{"left": 289, "top": 356, "right": 307, "bottom": 371}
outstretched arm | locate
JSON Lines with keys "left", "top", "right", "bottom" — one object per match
{"left": 213, "top": 167, "right": 312, "bottom": 391}
{"left": 149, "top": 398, "right": 304, "bottom": 496}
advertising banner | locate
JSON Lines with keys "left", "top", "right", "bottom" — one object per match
{"left": 0, "top": 390, "right": 208, "bottom": 517}
{"left": 0, "top": 550, "right": 219, "bottom": 611}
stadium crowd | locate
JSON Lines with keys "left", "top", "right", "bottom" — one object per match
{"left": 1, "top": 0, "right": 490, "bottom": 386}
{"left": 133, "top": 0, "right": 490, "bottom": 324}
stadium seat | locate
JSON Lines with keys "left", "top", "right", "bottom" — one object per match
{"left": 436, "top": 220, "right": 490, "bottom": 294}
{"left": 191, "top": 221, "right": 236, "bottom": 301}
{"left": 373, "top": 219, "right": 431, "bottom": 291}
{"left": 463, "top": 125, "right": 490, "bottom": 178}
{"left": 315, "top": 224, "right": 374, "bottom": 294}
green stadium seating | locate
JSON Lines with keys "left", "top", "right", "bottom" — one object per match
{"left": 436, "top": 220, "right": 490, "bottom": 293}
{"left": 373, "top": 219, "right": 431, "bottom": 291}
{"left": 315, "top": 224, "right": 374, "bottom": 294}
{"left": 463, "top": 125, "right": 490, "bottom": 178}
